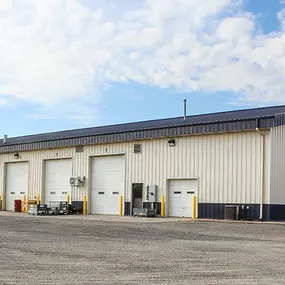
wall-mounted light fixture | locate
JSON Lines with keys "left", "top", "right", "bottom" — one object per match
{"left": 14, "top": 152, "right": 20, "bottom": 159}
{"left": 168, "top": 139, "right": 176, "bottom": 147}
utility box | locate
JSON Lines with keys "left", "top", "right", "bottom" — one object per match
{"left": 146, "top": 185, "right": 157, "bottom": 203}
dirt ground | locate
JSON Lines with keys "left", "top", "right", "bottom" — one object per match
{"left": 1, "top": 213, "right": 285, "bottom": 285}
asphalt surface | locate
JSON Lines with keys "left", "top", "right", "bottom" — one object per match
{"left": 1, "top": 214, "right": 285, "bottom": 285}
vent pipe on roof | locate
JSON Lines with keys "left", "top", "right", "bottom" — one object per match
{"left": 184, "top": 99, "right": 187, "bottom": 121}
{"left": 3, "top": 134, "right": 7, "bottom": 144}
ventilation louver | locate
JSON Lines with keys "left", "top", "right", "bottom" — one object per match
{"left": 134, "top": 144, "right": 141, "bottom": 154}
{"left": 75, "top": 145, "right": 84, "bottom": 153}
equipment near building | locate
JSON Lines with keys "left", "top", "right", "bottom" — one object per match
{"left": 28, "top": 204, "right": 38, "bottom": 215}
{"left": 27, "top": 199, "right": 81, "bottom": 216}
{"left": 240, "top": 205, "right": 251, "bottom": 221}
{"left": 133, "top": 208, "right": 156, "bottom": 217}
{"left": 38, "top": 204, "right": 47, "bottom": 215}
{"left": 68, "top": 204, "right": 81, "bottom": 215}
{"left": 58, "top": 202, "right": 68, "bottom": 215}
{"left": 224, "top": 205, "right": 239, "bottom": 220}
{"left": 47, "top": 201, "right": 60, "bottom": 215}
{"left": 14, "top": 200, "right": 22, "bottom": 212}
{"left": 146, "top": 185, "right": 157, "bottom": 203}
{"left": 69, "top": 176, "right": 85, "bottom": 187}
{"left": 133, "top": 185, "right": 158, "bottom": 217}
{"left": 28, "top": 204, "right": 48, "bottom": 216}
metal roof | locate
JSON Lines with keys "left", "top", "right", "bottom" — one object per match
{"left": 1, "top": 105, "right": 285, "bottom": 153}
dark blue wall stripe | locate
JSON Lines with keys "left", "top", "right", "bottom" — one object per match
{"left": 198, "top": 203, "right": 285, "bottom": 221}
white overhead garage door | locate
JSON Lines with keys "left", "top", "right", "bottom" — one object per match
{"left": 6, "top": 162, "right": 29, "bottom": 211}
{"left": 168, "top": 179, "right": 197, "bottom": 217}
{"left": 91, "top": 155, "right": 125, "bottom": 215}
{"left": 45, "top": 159, "right": 72, "bottom": 205}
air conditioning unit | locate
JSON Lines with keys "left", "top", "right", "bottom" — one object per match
{"left": 69, "top": 177, "right": 79, "bottom": 187}
{"left": 69, "top": 176, "right": 86, "bottom": 187}
{"left": 224, "top": 205, "right": 240, "bottom": 220}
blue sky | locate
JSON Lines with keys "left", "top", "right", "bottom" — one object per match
{"left": 1, "top": 0, "right": 285, "bottom": 137}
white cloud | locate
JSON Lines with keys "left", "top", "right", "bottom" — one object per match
{"left": 216, "top": 17, "right": 255, "bottom": 41}
{"left": 0, "top": 0, "right": 285, "bottom": 116}
{"left": 278, "top": 8, "right": 285, "bottom": 30}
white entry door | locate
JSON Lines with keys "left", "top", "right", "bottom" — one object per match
{"left": 6, "top": 162, "right": 29, "bottom": 211}
{"left": 168, "top": 180, "right": 197, "bottom": 217}
{"left": 91, "top": 155, "right": 125, "bottom": 215}
{"left": 45, "top": 159, "right": 72, "bottom": 205}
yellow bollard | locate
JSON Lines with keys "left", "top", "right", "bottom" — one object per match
{"left": 161, "top": 195, "right": 165, "bottom": 217}
{"left": 192, "top": 195, "right": 197, "bottom": 219}
{"left": 37, "top": 195, "right": 40, "bottom": 205}
{"left": 23, "top": 194, "right": 27, "bottom": 213}
{"left": 119, "top": 196, "right": 123, "bottom": 216}
{"left": 83, "top": 195, "right": 87, "bottom": 215}
{"left": 0, "top": 194, "right": 2, "bottom": 211}
{"left": 67, "top": 194, "right": 70, "bottom": 205}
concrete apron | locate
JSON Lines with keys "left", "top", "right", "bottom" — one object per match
{"left": 1, "top": 211, "right": 285, "bottom": 224}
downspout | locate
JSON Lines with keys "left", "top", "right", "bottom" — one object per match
{"left": 255, "top": 119, "right": 265, "bottom": 220}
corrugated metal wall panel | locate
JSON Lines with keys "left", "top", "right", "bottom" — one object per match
{"left": 270, "top": 125, "right": 285, "bottom": 204}
{"left": 0, "top": 131, "right": 270, "bottom": 212}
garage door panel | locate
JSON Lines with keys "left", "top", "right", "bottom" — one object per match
{"left": 45, "top": 159, "right": 72, "bottom": 205}
{"left": 94, "top": 182, "right": 123, "bottom": 190}
{"left": 168, "top": 180, "right": 197, "bottom": 218}
{"left": 6, "top": 162, "right": 29, "bottom": 211}
{"left": 91, "top": 155, "right": 125, "bottom": 215}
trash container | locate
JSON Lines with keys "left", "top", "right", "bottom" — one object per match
{"left": 14, "top": 200, "right": 22, "bottom": 212}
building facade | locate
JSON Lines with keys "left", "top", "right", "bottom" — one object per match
{"left": 1, "top": 105, "right": 285, "bottom": 220}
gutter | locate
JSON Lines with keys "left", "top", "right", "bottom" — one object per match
{"left": 255, "top": 119, "right": 265, "bottom": 220}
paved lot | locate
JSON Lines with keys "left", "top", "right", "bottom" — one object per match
{"left": 1, "top": 214, "right": 285, "bottom": 285}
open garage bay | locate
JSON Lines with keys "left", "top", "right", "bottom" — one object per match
{"left": 1, "top": 214, "right": 285, "bottom": 285}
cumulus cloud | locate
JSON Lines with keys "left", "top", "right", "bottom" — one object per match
{"left": 0, "top": 0, "right": 285, "bottom": 117}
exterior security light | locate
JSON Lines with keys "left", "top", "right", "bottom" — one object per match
{"left": 14, "top": 153, "right": 20, "bottom": 159}
{"left": 168, "top": 139, "right": 175, "bottom": 147}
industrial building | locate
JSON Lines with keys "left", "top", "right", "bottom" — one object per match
{"left": 1, "top": 105, "right": 285, "bottom": 220}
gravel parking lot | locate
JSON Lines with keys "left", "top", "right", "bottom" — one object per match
{"left": 1, "top": 213, "right": 285, "bottom": 285}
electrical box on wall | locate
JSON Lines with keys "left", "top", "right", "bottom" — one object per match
{"left": 69, "top": 176, "right": 86, "bottom": 187}
{"left": 146, "top": 185, "right": 157, "bottom": 203}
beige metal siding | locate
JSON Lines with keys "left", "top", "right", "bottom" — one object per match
{"left": 0, "top": 130, "right": 270, "bottom": 210}
{"left": 270, "top": 125, "right": 285, "bottom": 204}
